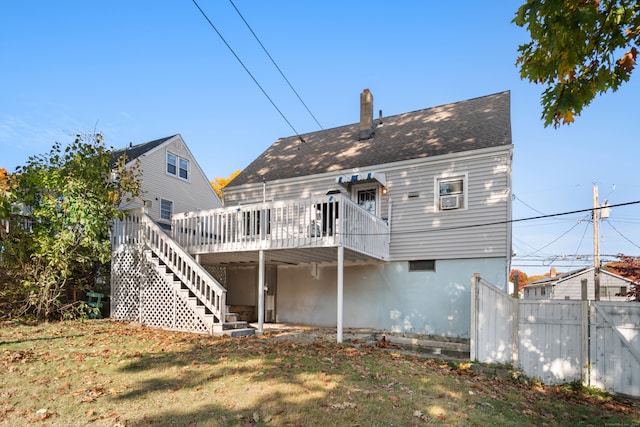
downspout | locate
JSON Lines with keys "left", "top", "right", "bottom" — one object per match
{"left": 387, "top": 198, "right": 392, "bottom": 259}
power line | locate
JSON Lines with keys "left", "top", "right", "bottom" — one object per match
{"left": 228, "top": 0, "right": 323, "bottom": 130}
{"left": 520, "top": 218, "right": 585, "bottom": 258}
{"left": 345, "top": 200, "right": 640, "bottom": 236}
{"left": 604, "top": 220, "right": 640, "bottom": 250}
{"left": 191, "top": 0, "right": 303, "bottom": 138}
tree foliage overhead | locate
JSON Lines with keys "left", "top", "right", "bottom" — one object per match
{"left": 514, "top": 0, "right": 640, "bottom": 127}
{"left": 0, "top": 134, "right": 141, "bottom": 320}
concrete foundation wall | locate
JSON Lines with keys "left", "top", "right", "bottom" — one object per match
{"left": 275, "top": 258, "right": 507, "bottom": 338}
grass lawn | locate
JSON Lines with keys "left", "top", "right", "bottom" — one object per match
{"left": 0, "top": 320, "right": 638, "bottom": 426}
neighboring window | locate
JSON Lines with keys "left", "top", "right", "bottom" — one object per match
{"left": 167, "top": 152, "right": 189, "bottom": 180}
{"left": 436, "top": 175, "right": 465, "bottom": 211}
{"left": 409, "top": 260, "right": 435, "bottom": 272}
{"left": 541, "top": 287, "right": 546, "bottom": 296}
{"left": 356, "top": 187, "right": 377, "bottom": 215}
{"left": 160, "top": 199, "right": 173, "bottom": 221}
{"left": 620, "top": 286, "right": 627, "bottom": 295}
{"left": 167, "top": 153, "right": 177, "bottom": 175}
{"left": 179, "top": 158, "right": 189, "bottom": 179}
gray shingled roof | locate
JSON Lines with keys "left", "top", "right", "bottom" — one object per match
{"left": 229, "top": 91, "right": 511, "bottom": 187}
{"left": 111, "top": 135, "right": 177, "bottom": 166}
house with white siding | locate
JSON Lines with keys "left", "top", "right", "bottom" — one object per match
{"left": 523, "top": 267, "right": 633, "bottom": 301}
{"left": 110, "top": 90, "right": 513, "bottom": 340}
{"left": 112, "top": 134, "right": 222, "bottom": 226}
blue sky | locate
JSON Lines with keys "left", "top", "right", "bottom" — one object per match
{"left": 2, "top": 1, "right": 639, "bottom": 276}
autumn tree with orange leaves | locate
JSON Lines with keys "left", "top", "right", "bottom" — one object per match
{"left": 514, "top": 0, "right": 640, "bottom": 127}
{"left": 0, "top": 167, "right": 10, "bottom": 193}
{"left": 509, "top": 269, "right": 529, "bottom": 293}
{"left": 604, "top": 254, "right": 640, "bottom": 301}
{"left": 210, "top": 170, "right": 240, "bottom": 202}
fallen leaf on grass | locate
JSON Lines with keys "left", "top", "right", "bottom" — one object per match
{"left": 330, "top": 402, "right": 357, "bottom": 410}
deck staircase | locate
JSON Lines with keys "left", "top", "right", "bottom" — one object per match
{"left": 111, "top": 209, "right": 254, "bottom": 337}
{"left": 144, "top": 250, "right": 254, "bottom": 337}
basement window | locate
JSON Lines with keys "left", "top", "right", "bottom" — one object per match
{"left": 409, "top": 260, "right": 435, "bottom": 272}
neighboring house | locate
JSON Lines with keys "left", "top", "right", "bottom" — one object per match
{"left": 523, "top": 267, "right": 633, "bottom": 301}
{"left": 112, "top": 134, "right": 222, "bottom": 227}
{"left": 111, "top": 90, "right": 513, "bottom": 340}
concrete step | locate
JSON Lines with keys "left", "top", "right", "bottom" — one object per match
{"left": 376, "top": 334, "right": 470, "bottom": 359}
{"left": 223, "top": 321, "right": 248, "bottom": 330}
{"left": 216, "top": 327, "right": 255, "bottom": 337}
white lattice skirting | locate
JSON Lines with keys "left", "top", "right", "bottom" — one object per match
{"left": 111, "top": 245, "right": 210, "bottom": 334}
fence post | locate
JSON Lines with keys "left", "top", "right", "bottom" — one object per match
{"left": 581, "top": 278, "right": 589, "bottom": 386}
{"left": 512, "top": 289, "right": 519, "bottom": 368}
{"left": 470, "top": 273, "right": 480, "bottom": 361}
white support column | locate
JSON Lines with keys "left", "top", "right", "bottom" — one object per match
{"left": 337, "top": 245, "right": 344, "bottom": 343}
{"left": 258, "top": 250, "right": 265, "bottom": 334}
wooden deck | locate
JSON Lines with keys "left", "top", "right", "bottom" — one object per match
{"left": 171, "top": 193, "right": 389, "bottom": 264}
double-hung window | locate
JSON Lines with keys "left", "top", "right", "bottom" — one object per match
{"left": 436, "top": 174, "right": 466, "bottom": 211}
{"left": 167, "top": 152, "right": 189, "bottom": 181}
{"left": 160, "top": 199, "right": 173, "bottom": 221}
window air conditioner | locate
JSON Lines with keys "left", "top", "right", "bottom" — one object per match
{"left": 440, "top": 194, "right": 460, "bottom": 210}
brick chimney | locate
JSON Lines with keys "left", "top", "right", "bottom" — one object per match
{"left": 359, "top": 89, "right": 374, "bottom": 140}
{"left": 550, "top": 267, "right": 557, "bottom": 278}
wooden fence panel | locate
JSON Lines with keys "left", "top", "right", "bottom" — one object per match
{"left": 517, "top": 300, "right": 584, "bottom": 385}
{"left": 590, "top": 302, "right": 640, "bottom": 397}
{"left": 471, "top": 275, "right": 516, "bottom": 364}
{"left": 474, "top": 276, "right": 639, "bottom": 396}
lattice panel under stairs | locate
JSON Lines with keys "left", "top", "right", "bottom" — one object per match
{"left": 111, "top": 245, "right": 142, "bottom": 321}
{"left": 203, "top": 265, "right": 227, "bottom": 287}
{"left": 111, "top": 245, "right": 210, "bottom": 334}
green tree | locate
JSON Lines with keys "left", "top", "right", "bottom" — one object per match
{"left": 514, "top": 0, "right": 640, "bottom": 127}
{"left": 0, "top": 134, "right": 141, "bottom": 320}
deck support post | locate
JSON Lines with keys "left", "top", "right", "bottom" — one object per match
{"left": 258, "top": 250, "right": 265, "bottom": 334}
{"left": 337, "top": 245, "right": 344, "bottom": 343}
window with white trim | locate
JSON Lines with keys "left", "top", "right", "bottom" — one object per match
{"left": 356, "top": 187, "right": 377, "bottom": 215}
{"left": 160, "top": 199, "right": 173, "bottom": 221}
{"left": 167, "top": 152, "right": 189, "bottom": 180}
{"left": 436, "top": 175, "right": 465, "bottom": 211}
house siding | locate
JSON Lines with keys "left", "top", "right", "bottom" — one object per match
{"left": 124, "top": 136, "right": 222, "bottom": 224}
{"left": 225, "top": 145, "right": 512, "bottom": 262}
{"left": 553, "top": 271, "right": 630, "bottom": 301}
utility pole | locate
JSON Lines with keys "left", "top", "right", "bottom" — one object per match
{"left": 593, "top": 185, "right": 601, "bottom": 301}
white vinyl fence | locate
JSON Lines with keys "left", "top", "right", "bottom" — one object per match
{"left": 471, "top": 274, "right": 640, "bottom": 397}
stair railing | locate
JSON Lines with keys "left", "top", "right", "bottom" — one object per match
{"left": 112, "top": 208, "right": 227, "bottom": 324}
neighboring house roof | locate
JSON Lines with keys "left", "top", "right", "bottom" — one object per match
{"left": 229, "top": 91, "right": 511, "bottom": 187}
{"left": 524, "top": 267, "right": 635, "bottom": 288}
{"left": 524, "top": 268, "right": 590, "bottom": 288}
{"left": 111, "top": 135, "right": 177, "bottom": 166}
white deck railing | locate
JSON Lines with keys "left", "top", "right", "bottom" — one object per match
{"left": 172, "top": 194, "right": 389, "bottom": 260}
{"left": 111, "top": 209, "right": 227, "bottom": 324}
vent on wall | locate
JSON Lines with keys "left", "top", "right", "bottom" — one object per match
{"left": 408, "top": 191, "right": 420, "bottom": 199}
